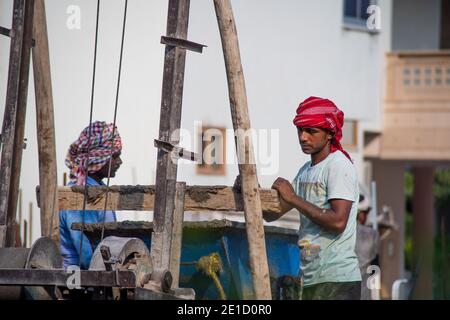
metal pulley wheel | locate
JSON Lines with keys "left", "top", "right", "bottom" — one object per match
{"left": 23, "top": 236, "right": 63, "bottom": 299}
{"left": 0, "top": 237, "right": 62, "bottom": 300}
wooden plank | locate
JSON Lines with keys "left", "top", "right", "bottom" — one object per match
{"left": 151, "top": 0, "right": 190, "bottom": 270}
{"left": 51, "top": 185, "right": 281, "bottom": 213}
{"left": 0, "top": 0, "right": 35, "bottom": 248}
{"left": 32, "top": 0, "right": 59, "bottom": 242}
{"left": 169, "top": 182, "right": 185, "bottom": 288}
{"left": 213, "top": 0, "right": 271, "bottom": 299}
{"left": 28, "top": 202, "right": 32, "bottom": 246}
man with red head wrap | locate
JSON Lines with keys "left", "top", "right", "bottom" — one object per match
{"left": 266, "top": 97, "right": 361, "bottom": 300}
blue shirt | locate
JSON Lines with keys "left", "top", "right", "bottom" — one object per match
{"left": 59, "top": 176, "right": 117, "bottom": 270}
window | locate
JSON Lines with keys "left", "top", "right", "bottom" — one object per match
{"left": 341, "top": 120, "right": 358, "bottom": 149}
{"left": 343, "top": 0, "right": 378, "bottom": 31}
{"left": 196, "top": 126, "right": 226, "bottom": 176}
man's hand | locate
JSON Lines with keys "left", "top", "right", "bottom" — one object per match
{"left": 266, "top": 177, "right": 295, "bottom": 221}
{"left": 272, "top": 177, "right": 296, "bottom": 204}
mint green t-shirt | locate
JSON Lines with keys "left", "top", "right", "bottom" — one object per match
{"left": 293, "top": 151, "right": 361, "bottom": 286}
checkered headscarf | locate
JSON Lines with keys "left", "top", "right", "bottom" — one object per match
{"left": 65, "top": 121, "right": 122, "bottom": 185}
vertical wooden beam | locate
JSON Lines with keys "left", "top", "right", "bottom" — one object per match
{"left": 23, "top": 219, "right": 28, "bottom": 248}
{"left": 151, "top": 0, "right": 190, "bottom": 270}
{"left": 28, "top": 202, "right": 33, "bottom": 245}
{"left": 169, "top": 182, "right": 186, "bottom": 288}
{"left": 18, "top": 189, "right": 22, "bottom": 231}
{"left": 0, "top": 0, "right": 35, "bottom": 248}
{"left": 18, "top": 189, "right": 22, "bottom": 245}
{"left": 32, "top": 0, "right": 59, "bottom": 242}
{"left": 213, "top": 0, "right": 271, "bottom": 299}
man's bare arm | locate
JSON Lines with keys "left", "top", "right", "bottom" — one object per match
{"left": 263, "top": 195, "right": 293, "bottom": 222}
{"left": 288, "top": 197, "right": 352, "bottom": 233}
{"left": 272, "top": 177, "right": 352, "bottom": 233}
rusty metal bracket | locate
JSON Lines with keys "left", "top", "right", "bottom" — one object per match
{"left": 0, "top": 26, "right": 11, "bottom": 37}
{"left": 160, "top": 36, "right": 206, "bottom": 53}
{"left": 0, "top": 26, "right": 35, "bottom": 46}
{"left": 154, "top": 139, "right": 199, "bottom": 162}
{"left": 100, "top": 245, "right": 121, "bottom": 272}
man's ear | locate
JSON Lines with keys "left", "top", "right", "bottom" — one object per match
{"left": 327, "top": 132, "right": 333, "bottom": 141}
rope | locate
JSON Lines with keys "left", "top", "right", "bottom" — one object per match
{"left": 79, "top": 0, "right": 101, "bottom": 269}
{"left": 196, "top": 252, "right": 227, "bottom": 300}
{"left": 100, "top": 0, "right": 128, "bottom": 243}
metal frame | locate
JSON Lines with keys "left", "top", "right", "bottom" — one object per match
{"left": 0, "top": 269, "right": 136, "bottom": 288}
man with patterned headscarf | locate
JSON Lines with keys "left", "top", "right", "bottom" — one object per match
{"left": 60, "top": 121, "right": 123, "bottom": 269}
{"left": 265, "top": 97, "right": 361, "bottom": 300}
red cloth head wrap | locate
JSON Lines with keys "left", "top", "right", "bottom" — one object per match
{"left": 293, "top": 96, "right": 352, "bottom": 161}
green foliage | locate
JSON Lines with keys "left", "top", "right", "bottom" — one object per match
{"left": 435, "top": 169, "right": 450, "bottom": 211}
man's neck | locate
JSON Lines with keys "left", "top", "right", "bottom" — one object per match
{"left": 311, "top": 144, "right": 331, "bottom": 166}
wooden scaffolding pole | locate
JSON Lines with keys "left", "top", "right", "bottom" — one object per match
{"left": 213, "top": 0, "right": 271, "bottom": 299}
{"left": 151, "top": 0, "right": 191, "bottom": 270}
{"left": 32, "top": 0, "right": 59, "bottom": 242}
{"left": 0, "top": 0, "right": 35, "bottom": 248}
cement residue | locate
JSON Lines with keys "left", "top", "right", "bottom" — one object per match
{"left": 70, "top": 185, "right": 155, "bottom": 202}
{"left": 186, "top": 186, "right": 227, "bottom": 203}
{"left": 72, "top": 220, "right": 153, "bottom": 232}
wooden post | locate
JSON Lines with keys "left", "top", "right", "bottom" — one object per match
{"left": 18, "top": 189, "right": 22, "bottom": 245}
{"left": 170, "top": 182, "right": 186, "bottom": 288}
{"left": 32, "top": 0, "right": 59, "bottom": 242}
{"left": 23, "top": 219, "right": 28, "bottom": 248}
{"left": 0, "top": 0, "right": 35, "bottom": 248}
{"left": 18, "top": 189, "right": 22, "bottom": 229}
{"left": 151, "top": 0, "right": 190, "bottom": 270}
{"left": 28, "top": 202, "right": 33, "bottom": 245}
{"left": 213, "top": 0, "right": 271, "bottom": 299}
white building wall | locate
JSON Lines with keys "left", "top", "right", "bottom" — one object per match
{"left": 0, "top": 0, "right": 392, "bottom": 244}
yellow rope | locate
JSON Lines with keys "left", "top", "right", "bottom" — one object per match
{"left": 196, "top": 252, "right": 227, "bottom": 300}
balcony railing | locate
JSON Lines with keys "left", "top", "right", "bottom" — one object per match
{"left": 371, "top": 51, "right": 450, "bottom": 160}
{"left": 385, "top": 51, "right": 450, "bottom": 103}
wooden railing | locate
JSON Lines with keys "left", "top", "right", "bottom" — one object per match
{"left": 380, "top": 51, "right": 450, "bottom": 160}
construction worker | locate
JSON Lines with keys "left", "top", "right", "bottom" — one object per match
{"left": 355, "top": 189, "right": 380, "bottom": 300}
{"left": 59, "top": 121, "right": 122, "bottom": 270}
{"left": 266, "top": 97, "right": 361, "bottom": 300}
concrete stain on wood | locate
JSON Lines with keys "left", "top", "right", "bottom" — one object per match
{"left": 186, "top": 186, "right": 224, "bottom": 202}
{"left": 48, "top": 185, "right": 282, "bottom": 213}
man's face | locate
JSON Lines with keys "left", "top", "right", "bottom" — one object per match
{"left": 297, "top": 127, "right": 331, "bottom": 155}
{"left": 98, "top": 151, "right": 122, "bottom": 178}
{"left": 357, "top": 210, "right": 369, "bottom": 225}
